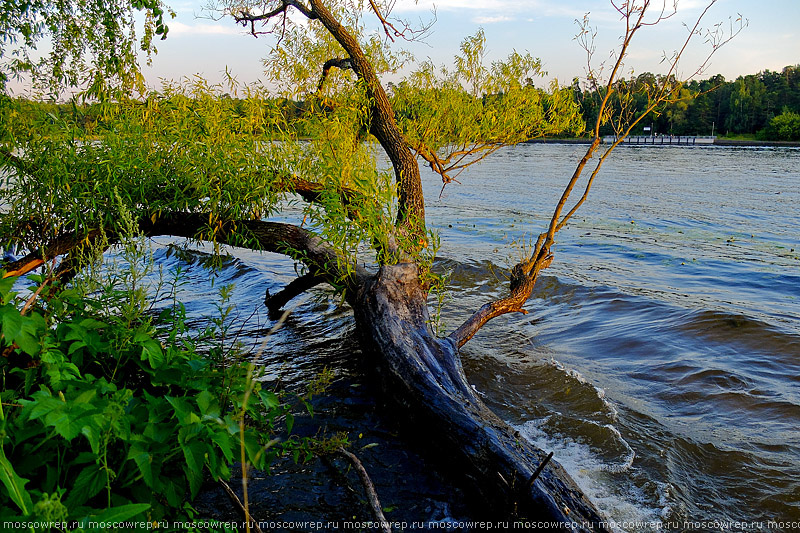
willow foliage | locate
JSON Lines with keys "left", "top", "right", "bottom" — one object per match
{"left": 0, "top": 0, "right": 173, "bottom": 97}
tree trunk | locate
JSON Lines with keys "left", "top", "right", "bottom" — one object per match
{"left": 5, "top": 215, "right": 608, "bottom": 527}
{"left": 352, "top": 263, "right": 608, "bottom": 529}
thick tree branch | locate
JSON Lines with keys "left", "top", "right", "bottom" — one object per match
{"left": 5, "top": 215, "right": 366, "bottom": 307}
{"left": 233, "top": 0, "right": 317, "bottom": 32}
{"left": 308, "top": 0, "right": 425, "bottom": 236}
{"left": 449, "top": 253, "right": 553, "bottom": 349}
{"left": 2, "top": 228, "right": 106, "bottom": 279}
{"left": 264, "top": 271, "right": 326, "bottom": 318}
{"left": 277, "top": 174, "right": 363, "bottom": 211}
{"left": 141, "top": 213, "right": 367, "bottom": 291}
{"left": 317, "top": 57, "right": 353, "bottom": 92}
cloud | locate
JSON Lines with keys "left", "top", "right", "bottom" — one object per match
{"left": 167, "top": 21, "right": 243, "bottom": 36}
{"left": 473, "top": 14, "right": 513, "bottom": 23}
{"left": 393, "top": 0, "right": 519, "bottom": 13}
{"left": 389, "top": 0, "right": 598, "bottom": 24}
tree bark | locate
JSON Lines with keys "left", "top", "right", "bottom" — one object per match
{"left": 10, "top": 215, "right": 608, "bottom": 527}
{"left": 352, "top": 263, "right": 608, "bottom": 528}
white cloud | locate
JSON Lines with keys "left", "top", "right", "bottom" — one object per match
{"left": 167, "top": 21, "right": 243, "bottom": 36}
{"left": 393, "top": 0, "right": 523, "bottom": 13}
{"left": 389, "top": 0, "right": 603, "bottom": 23}
{"left": 474, "top": 15, "right": 513, "bottom": 23}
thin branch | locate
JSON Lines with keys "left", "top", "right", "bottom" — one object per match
{"left": 365, "top": 0, "right": 434, "bottom": 43}
{"left": 234, "top": 0, "right": 316, "bottom": 25}
{"left": 338, "top": 447, "right": 391, "bottom": 533}
{"left": 220, "top": 480, "right": 265, "bottom": 533}
{"left": 450, "top": 0, "right": 740, "bottom": 348}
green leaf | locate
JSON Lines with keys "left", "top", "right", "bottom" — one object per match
{"left": 162, "top": 478, "right": 184, "bottom": 508}
{"left": 88, "top": 502, "right": 150, "bottom": 523}
{"left": 165, "top": 396, "right": 193, "bottom": 423}
{"left": 196, "top": 390, "right": 219, "bottom": 417}
{"left": 81, "top": 423, "right": 102, "bottom": 455}
{"left": 258, "top": 390, "right": 279, "bottom": 411}
{"left": 210, "top": 429, "right": 234, "bottom": 463}
{"left": 1, "top": 307, "right": 22, "bottom": 342}
{"left": 127, "top": 444, "right": 155, "bottom": 489}
{"left": 45, "top": 406, "right": 84, "bottom": 441}
{"left": 0, "top": 277, "right": 15, "bottom": 304}
{"left": 0, "top": 447, "right": 32, "bottom": 515}
{"left": 65, "top": 464, "right": 107, "bottom": 508}
{"left": 180, "top": 441, "right": 205, "bottom": 498}
{"left": 141, "top": 339, "right": 164, "bottom": 368}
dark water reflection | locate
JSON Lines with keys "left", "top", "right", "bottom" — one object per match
{"left": 149, "top": 144, "right": 798, "bottom": 531}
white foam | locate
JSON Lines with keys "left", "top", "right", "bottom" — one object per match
{"left": 599, "top": 423, "right": 636, "bottom": 474}
{"left": 548, "top": 357, "right": 619, "bottom": 422}
{"left": 517, "top": 419, "right": 667, "bottom": 532}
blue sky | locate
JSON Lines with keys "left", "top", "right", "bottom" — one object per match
{"left": 12, "top": 0, "right": 799, "bottom": 94}
{"left": 138, "top": 0, "right": 798, "bottom": 91}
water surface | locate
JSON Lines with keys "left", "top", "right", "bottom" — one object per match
{"left": 426, "top": 144, "right": 799, "bottom": 530}
{"left": 121, "top": 143, "right": 798, "bottom": 531}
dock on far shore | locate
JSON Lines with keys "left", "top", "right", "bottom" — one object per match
{"left": 602, "top": 135, "right": 716, "bottom": 145}
{"left": 525, "top": 136, "right": 800, "bottom": 147}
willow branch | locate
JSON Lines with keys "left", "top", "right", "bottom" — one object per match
{"left": 366, "top": 0, "right": 433, "bottom": 43}
{"left": 2, "top": 228, "right": 106, "bottom": 279}
{"left": 308, "top": 0, "right": 425, "bottom": 234}
{"left": 264, "top": 271, "right": 327, "bottom": 318}
{"left": 557, "top": 1, "right": 738, "bottom": 233}
{"left": 449, "top": 253, "right": 554, "bottom": 348}
{"left": 5, "top": 215, "right": 366, "bottom": 308}
{"left": 141, "top": 213, "right": 367, "bottom": 290}
{"left": 278, "top": 174, "right": 360, "bottom": 206}
{"left": 317, "top": 57, "right": 353, "bottom": 92}
{"left": 234, "top": 0, "right": 316, "bottom": 26}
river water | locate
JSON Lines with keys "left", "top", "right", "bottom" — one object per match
{"left": 427, "top": 143, "right": 800, "bottom": 531}
{"left": 154, "top": 143, "right": 798, "bottom": 531}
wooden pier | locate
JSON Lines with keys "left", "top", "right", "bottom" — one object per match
{"left": 603, "top": 135, "right": 716, "bottom": 145}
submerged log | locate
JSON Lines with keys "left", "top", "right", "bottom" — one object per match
{"left": 352, "top": 263, "right": 608, "bottom": 529}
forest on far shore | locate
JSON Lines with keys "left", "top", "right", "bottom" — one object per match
{"left": 573, "top": 64, "right": 800, "bottom": 141}
{"left": 9, "top": 64, "right": 800, "bottom": 142}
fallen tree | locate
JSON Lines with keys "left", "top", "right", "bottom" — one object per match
{"left": 1, "top": 0, "right": 741, "bottom": 527}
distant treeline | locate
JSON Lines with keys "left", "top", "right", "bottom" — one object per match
{"left": 10, "top": 65, "right": 800, "bottom": 142}
{"left": 574, "top": 64, "right": 800, "bottom": 141}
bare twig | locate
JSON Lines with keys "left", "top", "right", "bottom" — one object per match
{"left": 338, "top": 447, "right": 391, "bottom": 533}
{"left": 526, "top": 451, "right": 554, "bottom": 490}
{"left": 220, "top": 479, "right": 265, "bottom": 533}
{"left": 366, "top": 0, "right": 434, "bottom": 43}
{"left": 450, "top": 0, "right": 742, "bottom": 347}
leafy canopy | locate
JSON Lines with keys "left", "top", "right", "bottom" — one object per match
{"left": 0, "top": 0, "right": 173, "bottom": 97}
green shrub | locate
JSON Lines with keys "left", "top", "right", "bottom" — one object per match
{"left": 0, "top": 232, "right": 330, "bottom": 531}
{"left": 757, "top": 110, "right": 800, "bottom": 141}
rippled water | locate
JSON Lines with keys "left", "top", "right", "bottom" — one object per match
{"left": 96, "top": 143, "right": 798, "bottom": 531}
{"left": 426, "top": 144, "right": 800, "bottom": 530}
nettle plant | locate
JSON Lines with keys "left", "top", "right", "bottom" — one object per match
{"left": 0, "top": 215, "right": 332, "bottom": 527}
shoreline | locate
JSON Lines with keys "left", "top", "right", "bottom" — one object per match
{"left": 525, "top": 137, "right": 800, "bottom": 147}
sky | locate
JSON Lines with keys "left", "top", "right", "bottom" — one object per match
{"left": 9, "top": 0, "right": 800, "bottom": 94}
